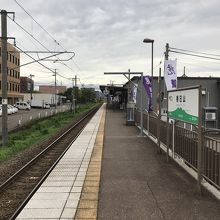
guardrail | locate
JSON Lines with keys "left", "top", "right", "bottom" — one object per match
{"left": 17, "top": 105, "right": 71, "bottom": 126}
{"left": 134, "top": 108, "right": 220, "bottom": 191}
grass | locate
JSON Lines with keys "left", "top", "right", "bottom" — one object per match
{"left": 0, "top": 102, "right": 99, "bottom": 162}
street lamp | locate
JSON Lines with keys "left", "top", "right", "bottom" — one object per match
{"left": 143, "top": 38, "right": 154, "bottom": 79}
{"left": 143, "top": 38, "right": 154, "bottom": 112}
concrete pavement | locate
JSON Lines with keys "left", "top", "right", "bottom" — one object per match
{"left": 98, "top": 109, "right": 220, "bottom": 220}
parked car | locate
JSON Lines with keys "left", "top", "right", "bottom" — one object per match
{"left": 0, "top": 104, "right": 15, "bottom": 114}
{"left": 7, "top": 105, "right": 14, "bottom": 114}
{"left": 14, "top": 101, "right": 31, "bottom": 110}
{"left": 8, "top": 104, "right": 18, "bottom": 113}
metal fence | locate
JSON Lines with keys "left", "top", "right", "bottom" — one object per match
{"left": 134, "top": 109, "right": 220, "bottom": 190}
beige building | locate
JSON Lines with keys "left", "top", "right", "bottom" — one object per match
{"left": 0, "top": 42, "right": 23, "bottom": 104}
{"left": 39, "top": 85, "right": 66, "bottom": 94}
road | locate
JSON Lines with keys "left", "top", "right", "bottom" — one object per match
{"left": 0, "top": 104, "right": 71, "bottom": 134}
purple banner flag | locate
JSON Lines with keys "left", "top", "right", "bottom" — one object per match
{"left": 143, "top": 75, "right": 153, "bottom": 112}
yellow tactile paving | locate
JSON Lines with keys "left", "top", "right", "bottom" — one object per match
{"left": 74, "top": 106, "right": 106, "bottom": 220}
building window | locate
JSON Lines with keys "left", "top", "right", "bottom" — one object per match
{"left": 12, "top": 55, "right": 14, "bottom": 64}
{"left": 10, "top": 54, "right": 12, "bottom": 62}
{"left": 18, "top": 58, "right": 20, "bottom": 66}
{"left": 18, "top": 84, "right": 20, "bottom": 92}
{"left": 18, "top": 71, "right": 20, "bottom": 78}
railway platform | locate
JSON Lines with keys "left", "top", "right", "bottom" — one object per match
{"left": 16, "top": 104, "right": 220, "bottom": 220}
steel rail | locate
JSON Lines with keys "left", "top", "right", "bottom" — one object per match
{"left": 0, "top": 104, "right": 101, "bottom": 220}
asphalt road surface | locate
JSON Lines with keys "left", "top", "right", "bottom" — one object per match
{"left": 0, "top": 104, "right": 71, "bottom": 134}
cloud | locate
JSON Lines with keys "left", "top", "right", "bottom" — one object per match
{"left": 1, "top": 0, "right": 220, "bottom": 87}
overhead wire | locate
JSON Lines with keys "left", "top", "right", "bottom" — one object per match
{"left": 6, "top": 33, "right": 56, "bottom": 75}
{"left": 15, "top": 44, "right": 55, "bottom": 73}
{"left": 170, "top": 47, "right": 220, "bottom": 57}
{"left": 7, "top": 14, "right": 76, "bottom": 77}
{"left": 169, "top": 46, "right": 220, "bottom": 61}
{"left": 168, "top": 46, "right": 220, "bottom": 77}
{"left": 56, "top": 72, "right": 72, "bottom": 80}
{"left": 14, "top": 0, "right": 60, "bottom": 47}
{"left": 170, "top": 50, "right": 220, "bottom": 61}
{"left": 13, "top": 0, "right": 80, "bottom": 74}
{"left": 145, "top": 53, "right": 165, "bottom": 74}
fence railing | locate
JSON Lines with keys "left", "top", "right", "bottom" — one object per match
{"left": 134, "top": 108, "right": 220, "bottom": 191}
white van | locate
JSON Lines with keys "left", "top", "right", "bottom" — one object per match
{"left": 14, "top": 101, "right": 31, "bottom": 110}
{"left": 44, "top": 102, "right": 50, "bottom": 109}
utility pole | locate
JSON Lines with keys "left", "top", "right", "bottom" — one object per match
{"left": 53, "top": 69, "right": 57, "bottom": 109}
{"left": 1, "top": 10, "right": 8, "bottom": 147}
{"left": 75, "top": 75, "right": 77, "bottom": 112}
{"left": 157, "top": 68, "right": 162, "bottom": 154}
{"left": 165, "top": 43, "right": 169, "bottom": 60}
{"left": 71, "top": 78, "right": 75, "bottom": 113}
{"left": 29, "top": 74, "right": 34, "bottom": 103}
{"left": 72, "top": 75, "right": 78, "bottom": 113}
{"left": 165, "top": 43, "right": 170, "bottom": 162}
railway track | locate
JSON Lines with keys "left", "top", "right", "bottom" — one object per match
{"left": 0, "top": 104, "right": 101, "bottom": 220}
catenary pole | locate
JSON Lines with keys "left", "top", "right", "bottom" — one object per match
{"left": 71, "top": 78, "right": 74, "bottom": 113}
{"left": 74, "top": 75, "right": 77, "bottom": 113}
{"left": 29, "top": 74, "right": 34, "bottom": 102}
{"left": 1, "top": 10, "right": 8, "bottom": 147}
{"left": 53, "top": 69, "right": 57, "bottom": 109}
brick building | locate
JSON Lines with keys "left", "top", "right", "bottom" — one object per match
{"left": 39, "top": 85, "right": 66, "bottom": 94}
{"left": 0, "top": 42, "right": 23, "bottom": 104}
{"left": 20, "top": 76, "right": 34, "bottom": 93}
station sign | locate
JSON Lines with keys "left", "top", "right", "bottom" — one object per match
{"left": 168, "top": 87, "right": 200, "bottom": 125}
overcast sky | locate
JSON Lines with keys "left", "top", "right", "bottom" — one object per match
{"left": 1, "top": 0, "right": 220, "bottom": 88}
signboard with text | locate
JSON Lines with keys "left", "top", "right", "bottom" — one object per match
{"left": 168, "top": 87, "right": 199, "bottom": 125}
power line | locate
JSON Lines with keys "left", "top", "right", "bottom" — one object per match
{"left": 14, "top": 0, "right": 61, "bottom": 48}
{"left": 13, "top": 0, "right": 81, "bottom": 74}
{"left": 15, "top": 45, "right": 56, "bottom": 73}
{"left": 5, "top": 35, "right": 58, "bottom": 75}
{"left": 7, "top": 15, "right": 52, "bottom": 52}
{"left": 170, "top": 50, "right": 220, "bottom": 61}
{"left": 34, "top": 75, "right": 53, "bottom": 79}
{"left": 56, "top": 72, "right": 72, "bottom": 80}
{"left": 7, "top": 14, "right": 76, "bottom": 77}
{"left": 145, "top": 53, "right": 164, "bottom": 74}
{"left": 170, "top": 47, "right": 220, "bottom": 57}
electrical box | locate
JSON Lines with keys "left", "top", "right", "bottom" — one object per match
{"left": 205, "top": 112, "right": 216, "bottom": 121}
{"left": 203, "top": 107, "right": 218, "bottom": 129}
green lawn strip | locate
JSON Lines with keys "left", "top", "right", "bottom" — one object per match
{"left": 0, "top": 102, "right": 99, "bottom": 162}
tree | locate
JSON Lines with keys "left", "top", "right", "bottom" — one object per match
{"left": 79, "top": 88, "right": 96, "bottom": 103}
{"left": 63, "top": 87, "right": 79, "bottom": 103}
